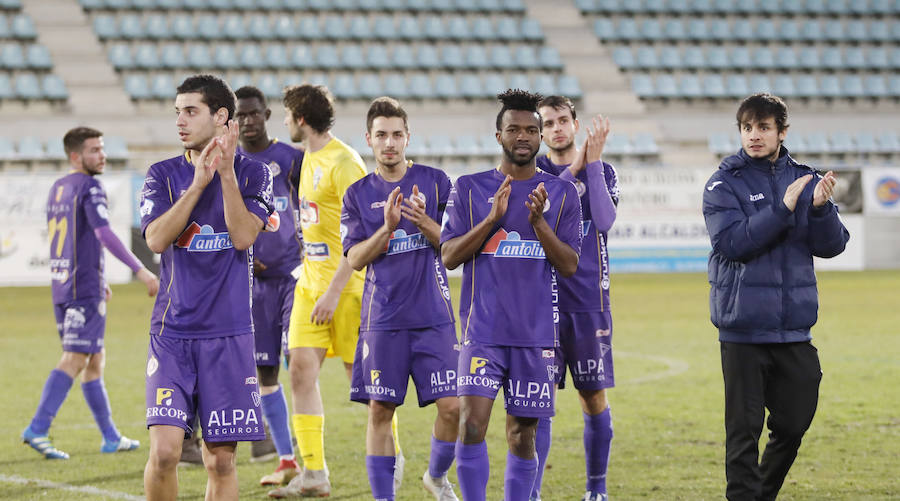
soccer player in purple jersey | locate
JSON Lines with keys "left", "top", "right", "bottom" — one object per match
{"left": 22, "top": 127, "right": 159, "bottom": 460}
{"left": 234, "top": 85, "right": 305, "bottom": 485}
{"left": 532, "top": 96, "right": 618, "bottom": 501}
{"left": 140, "top": 74, "right": 274, "bottom": 501}
{"left": 342, "top": 97, "right": 460, "bottom": 501}
{"left": 440, "top": 90, "right": 583, "bottom": 501}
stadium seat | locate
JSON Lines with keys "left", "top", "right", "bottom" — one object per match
{"left": 186, "top": 44, "right": 211, "bottom": 68}
{"left": 357, "top": 73, "right": 383, "bottom": 100}
{"left": 103, "top": 136, "right": 130, "bottom": 159}
{"left": 868, "top": 21, "right": 890, "bottom": 43}
{"left": 631, "top": 74, "right": 654, "bottom": 97}
{"left": 272, "top": 17, "right": 294, "bottom": 39}
{"left": 470, "top": 17, "right": 494, "bottom": 41}
{"left": 117, "top": 14, "right": 143, "bottom": 40}
{"left": 239, "top": 44, "right": 264, "bottom": 69}
{"left": 144, "top": 14, "right": 170, "bottom": 39}
{"left": 603, "top": 134, "right": 632, "bottom": 155}
{"left": 616, "top": 18, "right": 639, "bottom": 41}
{"left": 824, "top": 0, "right": 849, "bottom": 15}
{"left": 747, "top": 75, "right": 772, "bottom": 94}
{"left": 341, "top": 45, "right": 366, "bottom": 70}
{"left": 639, "top": 19, "right": 663, "bottom": 41}
{"left": 45, "top": 138, "right": 66, "bottom": 159}
{"left": 439, "top": 44, "right": 464, "bottom": 69}
{"left": 383, "top": 74, "right": 409, "bottom": 99}
{"left": 863, "top": 75, "right": 888, "bottom": 97}
{"left": 887, "top": 75, "right": 900, "bottom": 96}
{"left": 106, "top": 43, "right": 132, "bottom": 69}
{"left": 489, "top": 45, "right": 514, "bottom": 70}
{"left": 681, "top": 46, "right": 704, "bottom": 69}
{"left": 558, "top": 75, "right": 584, "bottom": 100}
{"left": 784, "top": 134, "right": 810, "bottom": 154}
{"left": 507, "top": 73, "right": 530, "bottom": 93}
{"left": 778, "top": 20, "right": 800, "bottom": 42}
{"left": 482, "top": 73, "right": 506, "bottom": 96}
{"left": 752, "top": 47, "right": 775, "bottom": 69}
{"left": 1, "top": 44, "right": 26, "bottom": 70}
{"left": 677, "top": 75, "right": 703, "bottom": 98}
{"left": 459, "top": 74, "right": 483, "bottom": 99}
{"left": 775, "top": 47, "right": 798, "bottom": 68}
{"left": 264, "top": 44, "right": 289, "bottom": 69}
{"left": 397, "top": 15, "right": 422, "bottom": 40}
{"left": 257, "top": 73, "right": 281, "bottom": 98}
{"left": 658, "top": 46, "right": 682, "bottom": 69}
{"left": 773, "top": 75, "right": 797, "bottom": 98}
{"left": 465, "top": 45, "right": 489, "bottom": 70}
{"left": 479, "top": 133, "right": 499, "bottom": 155}
{"left": 797, "top": 46, "right": 821, "bottom": 70}
{"left": 513, "top": 45, "right": 538, "bottom": 70}
{"left": 495, "top": 17, "right": 519, "bottom": 41}
{"left": 363, "top": 45, "right": 388, "bottom": 69}
{"left": 686, "top": 19, "right": 708, "bottom": 41}
{"left": 520, "top": 18, "right": 544, "bottom": 42}
{"left": 662, "top": 19, "right": 685, "bottom": 40}
{"left": 830, "top": 131, "right": 855, "bottom": 153}
{"left": 11, "top": 14, "right": 36, "bottom": 39}
{"left": 854, "top": 132, "right": 879, "bottom": 153}
{"left": 819, "top": 75, "right": 842, "bottom": 98}
{"left": 445, "top": 17, "right": 471, "bottom": 41}
{"left": 877, "top": 131, "right": 900, "bottom": 153}
{"left": 866, "top": 47, "right": 889, "bottom": 70}
{"left": 725, "top": 74, "right": 748, "bottom": 97}
{"left": 391, "top": 45, "right": 415, "bottom": 70}
{"left": 16, "top": 136, "right": 45, "bottom": 159}
{"left": 170, "top": 16, "right": 194, "bottom": 39}
{"left": 348, "top": 16, "right": 372, "bottom": 40}
{"left": 728, "top": 46, "right": 751, "bottom": 69}
{"left": 845, "top": 20, "right": 868, "bottom": 43}
{"left": 889, "top": 48, "right": 900, "bottom": 69}
{"left": 124, "top": 74, "right": 151, "bottom": 99}
{"left": 635, "top": 46, "right": 659, "bottom": 69}
{"left": 702, "top": 74, "right": 727, "bottom": 98}
{"left": 0, "top": 74, "right": 13, "bottom": 100}
{"left": 422, "top": 15, "right": 446, "bottom": 40}
{"left": 0, "top": 136, "right": 15, "bottom": 160}
{"left": 632, "top": 133, "right": 659, "bottom": 155}
{"left": 322, "top": 16, "right": 346, "bottom": 40}
{"left": 455, "top": 134, "right": 482, "bottom": 156}
{"left": 706, "top": 46, "right": 729, "bottom": 69}
{"left": 708, "top": 19, "right": 731, "bottom": 41}
{"left": 612, "top": 47, "right": 635, "bottom": 70}
{"left": 532, "top": 74, "right": 556, "bottom": 96}
{"left": 755, "top": 19, "right": 778, "bottom": 41}
{"left": 297, "top": 17, "right": 322, "bottom": 40}
{"left": 795, "top": 75, "right": 819, "bottom": 98}
{"left": 228, "top": 73, "right": 252, "bottom": 91}
{"left": 246, "top": 15, "right": 273, "bottom": 40}
{"left": 708, "top": 132, "right": 736, "bottom": 154}
{"left": 823, "top": 20, "right": 844, "bottom": 42}
{"left": 655, "top": 74, "right": 678, "bottom": 98}
{"left": 150, "top": 73, "right": 174, "bottom": 99}
{"left": 134, "top": 43, "right": 161, "bottom": 69}
{"left": 537, "top": 46, "right": 564, "bottom": 70}
{"left": 594, "top": 19, "right": 616, "bottom": 40}
{"left": 196, "top": 15, "right": 221, "bottom": 40}
{"left": 820, "top": 47, "right": 844, "bottom": 70}
{"left": 432, "top": 73, "right": 458, "bottom": 99}
{"left": 731, "top": 19, "right": 753, "bottom": 40}
{"left": 331, "top": 73, "right": 358, "bottom": 99}
{"left": 315, "top": 45, "right": 339, "bottom": 69}
{"left": 805, "top": 132, "right": 831, "bottom": 153}
{"left": 800, "top": 20, "right": 823, "bottom": 41}
{"left": 290, "top": 45, "right": 314, "bottom": 67}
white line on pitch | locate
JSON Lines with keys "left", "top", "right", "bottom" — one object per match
{"left": 616, "top": 350, "right": 690, "bottom": 384}
{"left": 0, "top": 474, "right": 143, "bottom": 500}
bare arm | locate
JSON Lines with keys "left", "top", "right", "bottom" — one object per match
{"left": 216, "top": 121, "right": 264, "bottom": 251}
{"left": 310, "top": 255, "right": 355, "bottom": 325}
{"left": 441, "top": 175, "right": 511, "bottom": 270}
{"left": 527, "top": 183, "right": 579, "bottom": 277}
{"left": 347, "top": 187, "right": 402, "bottom": 271}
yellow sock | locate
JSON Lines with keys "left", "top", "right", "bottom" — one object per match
{"left": 292, "top": 414, "right": 325, "bottom": 470}
{"left": 391, "top": 412, "right": 401, "bottom": 455}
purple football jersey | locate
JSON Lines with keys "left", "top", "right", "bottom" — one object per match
{"left": 536, "top": 155, "right": 619, "bottom": 312}
{"left": 342, "top": 163, "right": 455, "bottom": 331}
{"left": 139, "top": 153, "right": 273, "bottom": 338}
{"left": 47, "top": 172, "right": 110, "bottom": 303}
{"left": 237, "top": 140, "right": 303, "bottom": 278}
{"left": 440, "top": 168, "right": 582, "bottom": 347}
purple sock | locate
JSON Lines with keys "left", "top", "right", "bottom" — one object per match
{"left": 82, "top": 379, "right": 120, "bottom": 442}
{"left": 365, "top": 455, "right": 395, "bottom": 501}
{"left": 29, "top": 369, "right": 73, "bottom": 435}
{"left": 584, "top": 408, "right": 613, "bottom": 494}
{"left": 531, "top": 416, "right": 552, "bottom": 498}
{"left": 428, "top": 435, "right": 456, "bottom": 479}
{"left": 261, "top": 385, "right": 294, "bottom": 457}
{"left": 504, "top": 451, "right": 538, "bottom": 501}
{"left": 455, "top": 441, "right": 489, "bottom": 501}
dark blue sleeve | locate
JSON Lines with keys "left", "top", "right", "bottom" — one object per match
{"left": 807, "top": 201, "right": 850, "bottom": 258}
{"left": 702, "top": 173, "right": 793, "bottom": 262}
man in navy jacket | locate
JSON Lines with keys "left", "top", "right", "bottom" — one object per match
{"left": 703, "top": 93, "right": 850, "bottom": 501}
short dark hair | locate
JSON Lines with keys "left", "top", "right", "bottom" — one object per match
{"left": 283, "top": 84, "right": 335, "bottom": 134}
{"left": 537, "top": 95, "right": 577, "bottom": 121}
{"left": 736, "top": 93, "right": 789, "bottom": 132}
{"left": 63, "top": 127, "right": 103, "bottom": 156}
{"left": 495, "top": 89, "right": 543, "bottom": 131}
{"left": 234, "top": 85, "right": 266, "bottom": 106}
{"left": 176, "top": 74, "right": 236, "bottom": 120}
{"left": 366, "top": 96, "right": 408, "bottom": 132}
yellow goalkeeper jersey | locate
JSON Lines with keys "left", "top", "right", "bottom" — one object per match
{"left": 297, "top": 137, "right": 367, "bottom": 294}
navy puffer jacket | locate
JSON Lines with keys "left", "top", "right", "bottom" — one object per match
{"left": 702, "top": 146, "right": 850, "bottom": 343}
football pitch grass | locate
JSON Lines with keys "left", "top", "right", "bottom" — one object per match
{"left": 1, "top": 271, "right": 898, "bottom": 500}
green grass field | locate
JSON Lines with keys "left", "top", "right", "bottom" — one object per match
{"left": 1, "top": 271, "right": 898, "bottom": 500}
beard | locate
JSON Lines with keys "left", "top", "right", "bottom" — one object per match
{"left": 502, "top": 143, "right": 539, "bottom": 167}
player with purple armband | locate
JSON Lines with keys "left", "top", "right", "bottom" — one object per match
{"left": 343, "top": 97, "right": 460, "bottom": 501}
{"left": 532, "top": 96, "right": 619, "bottom": 501}
{"left": 22, "top": 127, "right": 159, "bottom": 460}
{"left": 140, "top": 74, "right": 274, "bottom": 501}
{"left": 441, "top": 90, "right": 583, "bottom": 501}
{"left": 234, "top": 85, "right": 305, "bottom": 486}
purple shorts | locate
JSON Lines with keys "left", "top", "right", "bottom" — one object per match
{"left": 145, "top": 334, "right": 265, "bottom": 442}
{"left": 456, "top": 340, "right": 557, "bottom": 418}
{"left": 350, "top": 324, "right": 459, "bottom": 407}
{"left": 54, "top": 299, "right": 106, "bottom": 354}
{"left": 557, "top": 310, "right": 615, "bottom": 391}
{"left": 252, "top": 275, "right": 296, "bottom": 366}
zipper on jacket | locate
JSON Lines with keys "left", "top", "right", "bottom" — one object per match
{"left": 769, "top": 160, "right": 788, "bottom": 336}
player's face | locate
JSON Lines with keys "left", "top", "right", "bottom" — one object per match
{"left": 235, "top": 97, "right": 270, "bottom": 144}
{"left": 539, "top": 105, "right": 578, "bottom": 152}
{"left": 497, "top": 110, "right": 542, "bottom": 166}
{"left": 366, "top": 116, "right": 409, "bottom": 169}
{"left": 75, "top": 137, "right": 106, "bottom": 176}
{"left": 740, "top": 116, "right": 785, "bottom": 162}
{"left": 284, "top": 108, "right": 305, "bottom": 142}
{"left": 175, "top": 92, "right": 220, "bottom": 151}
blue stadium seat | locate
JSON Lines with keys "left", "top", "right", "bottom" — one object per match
{"left": 118, "top": 14, "right": 144, "bottom": 39}
{"left": 357, "top": 73, "right": 383, "bottom": 100}
{"left": 124, "top": 74, "right": 150, "bottom": 99}
{"left": 315, "top": 45, "right": 339, "bottom": 69}
{"left": 290, "top": 45, "right": 314, "bottom": 67}
{"left": 371, "top": 16, "right": 394, "bottom": 40}
{"left": 532, "top": 74, "right": 556, "bottom": 96}
{"left": 631, "top": 74, "right": 654, "bottom": 97}
{"left": 263, "top": 44, "right": 289, "bottom": 69}
{"left": 479, "top": 133, "right": 499, "bottom": 155}
{"left": 445, "top": 17, "right": 471, "bottom": 41}
{"left": 658, "top": 46, "right": 682, "bottom": 69}
{"left": 495, "top": 17, "right": 519, "bottom": 41}
{"left": 107, "top": 43, "right": 132, "bottom": 69}
{"left": 845, "top": 20, "right": 868, "bottom": 42}
{"left": 635, "top": 46, "right": 659, "bottom": 69}
{"left": 440, "top": 44, "right": 464, "bottom": 69}
{"left": 728, "top": 46, "right": 751, "bottom": 69}
{"left": 702, "top": 74, "right": 726, "bottom": 98}
{"left": 17, "top": 136, "right": 45, "bottom": 159}
{"left": 333, "top": 0, "right": 356, "bottom": 11}
{"left": 0, "top": 74, "right": 12, "bottom": 100}
{"left": 632, "top": 133, "right": 659, "bottom": 155}
{"left": 0, "top": 14, "right": 10, "bottom": 39}
{"left": 662, "top": 19, "right": 685, "bottom": 40}
{"left": 889, "top": 48, "right": 900, "bottom": 69}
{"left": 773, "top": 75, "right": 797, "bottom": 98}
{"left": 322, "top": 16, "right": 347, "bottom": 40}
{"left": 272, "top": 17, "right": 294, "bottom": 39}
{"left": 800, "top": 20, "right": 823, "bottom": 41}
{"left": 819, "top": 75, "right": 842, "bottom": 98}
{"left": 434, "top": 74, "right": 460, "bottom": 99}
{"left": 488, "top": 45, "right": 514, "bottom": 70}
{"left": 725, "top": 74, "right": 748, "bottom": 97}
{"left": 538, "top": 46, "right": 564, "bottom": 70}
{"left": 870, "top": 0, "right": 893, "bottom": 15}
{"left": 747, "top": 75, "right": 772, "bottom": 94}
{"left": 257, "top": 73, "right": 281, "bottom": 98}
{"left": 830, "top": 131, "right": 855, "bottom": 153}
{"left": 103, "top": 136, "right": 129, "bottom": 159}
{"left": 459, "top": 74, "right": 483, "bottom": 99}
{"left": 214, "top": 45, "right": 239, "bottom": 69}
{"left": 752, "top": 47, "right": 775, "bottom": 69}
{"left": 823, "top": 20, "right": 844, "bottom": 41}
{"left": 11, "top": 14, "right": 36, "bottom": 39}
{"left": 784, "top": 134, "right": 810, "bottom": 155}
{"left": 731, "top": 19, "right": 753, "bottom": 40}
{"left": 170, "top": 16, "right": 194, "bottom": 39}
{"left": 247, "top": 15, "right": 274, "bottom": 40}
{"left": 455, "top": 134, "right": 482, "bottom": 156}
{"left": 795, "top": 75, "right": 819, "bottom": 98}
{"left": 755, "top": 19, "right": 778, "bottom": 41}
{"left": 465, "top": 45, "right": 489, "bottom": 69}
{"left": 144, "top": 15, "right": 170, "bottom": 39}
{"left": 639, "top": 19, "right": 663, "bottom": 41}
{"left": 239, "top": 44, "right": 264, "bottom": 69}
{"left": 759, "top": 0, "right": 781, "bottom": 14}
{"left": 708, "top": 19, "right": 731, "bottom": 41}
{"left": 297, "top": 73, "right": 328, "bottom": 87}
{"left": 398, "top": 15, "right": 423, "bottom": 40}
{"left": 92, "top": 15, "right": 118, "bottom": 40}
{"left": 513, "top": 45, "right": 538, "bottom": 70}
{"left": 708, "top": 132, "right": 736, "bottom": 155}
{"left": 228, "top": 73, "right": 252, "bottom": 91}
{"left": 612, "top": 46, "right": 635, "bottom": 69}
{"left": 706, "top": 46, "right": 729, "bottom": 69}
{"left": 361, "top": 45, "right": 387, "bottom": 69}
{"left": 150, "top": 73, "right": 174, "bottom": 99}
{"left": 422, "top": 15, "right": 446, "bottom": 40}
{"left": 186, "top": 43, "right": 211, "bottom": 67}
{"left": 558, "top": 75, "right": 583, "bottom": 99}
{"left": 501, "top": 0, "right": 525, "bottom": 13}
{"left": 45, "top": 137, "right": 66, "bottom": 159}
{"left": 348, "top": 16, "right": 372, "bottom": 40}
{"left": 824, "top": 0, "right": 849, "bottom": 14}
{"left": 686, "top": 19, "right": 708, "bottom": 41}
{"left": 681, "top": 46, "right": 704, "bottom": 69}
{"left": 391, "top": 45, "right": 415, "bottom": 70}
{"left": 383, "top": 74, "right": 409, "bottom": 99}
{"left": 134, "top": 43, "right": 161, "bottom": 69}
{"left": 617, "top": 18, "right": 640, "bottom": 41}
{"left": 503, "top": 73, "right": 527, "bottom": 93}
{"left": 655, "top": 74, "right": 678, "bottom": 98}
{"left": 520, "top": 18, "right": 544, "bottom": 42}
{"left": 820, "top": 46, "right": 844, "bottom": 70}
{"left": 644, "top": 0, "right": 666, "bottom": 14}
{"left": 41, "top": 73, "right": 69, "bottom": 101}
{"left": 775, "top": 47, "right": 798, "bottom": 68}
{"left": 877, "top": 131, "right": 900, "bottom": 153}
{"left": 887, "top": 75, "right": 900, "bottom": 96}
{"left": 854, "top": 132, "right": 878, "bottom": 153}
{"left": 482, "top": 73, "right": 506, "bottom": 96}
{"left": 196, "top": 15, "right": 221, "bottom": 40}
{"left": 805, "top": 132, "right": 831, "bottom": 153}
{"left": 331, "top": 74, "right": 358, "bottom": 99}
{"left": 297, "top": 17, "right": 322, "bottom": 40}
{"left": 594, "top": 19, "right": 616, "bottom": 40}
{"left": 221, "top": 15, "right": 245, "bottom": 40}
{"left": 470, "top": 17, "right": 494, "bottom": 41}
{"left": 678, "top": 74, "right": 703, "bottom": 98}
{"left": 797, "top": 46, "right": 820, "bottom": 70}
{"left": 844, "top": 47, "right": 866, "bottom": 70}
{"left": 429, "top": 134, "right": 456, "bottom": 156}
{"left": 603, "top": 134, "right": 632, "bottom": 155}
{"left": 1, "top": 43, "right": 25, "bottom": 70}
{"left": 341, "top": 45, "right": 366, "bottom": 69}
{"left": 863, "top": 75, "right": 887, "bottom": 97}
{"left": 842, "top": 75, "right": 865, "bottom": 98}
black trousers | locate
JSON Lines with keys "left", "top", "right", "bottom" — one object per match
{"left": 720, "top": 341, "right": 822, "bottom": 501}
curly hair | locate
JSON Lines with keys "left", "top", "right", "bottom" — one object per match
{"left": 283, "top": 84, "right": 335, "bottom": 134}
{"left": 495, "top": 89, "right": 543, "bottom": 131}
